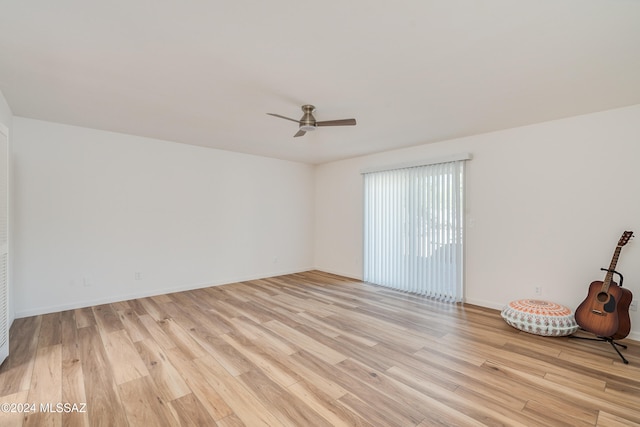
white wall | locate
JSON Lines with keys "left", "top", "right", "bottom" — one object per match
{"left": 315, "top": 104, "right": 640, "bottom": 341}
{"left": 13, "top": 118, "right": 315, "bottom": 317}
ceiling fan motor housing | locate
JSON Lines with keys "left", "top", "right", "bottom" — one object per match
{"left": 300, "top": 105, "right": 317, "bottom": 131}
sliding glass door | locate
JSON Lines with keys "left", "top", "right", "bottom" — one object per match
{"left": 363, "top": 159, "right": 465, "bottom": 302}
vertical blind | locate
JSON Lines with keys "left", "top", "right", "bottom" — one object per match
{"left": 363, "top": 159, "right": 466, "bottom": 302}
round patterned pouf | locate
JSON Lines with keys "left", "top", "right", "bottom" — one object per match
{"left": 501, "top": 299, "right": 579, "bottom": 337}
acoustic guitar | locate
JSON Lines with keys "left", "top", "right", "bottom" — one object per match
{"left": 575, "top": 231, "right": 633, "bottom": 339}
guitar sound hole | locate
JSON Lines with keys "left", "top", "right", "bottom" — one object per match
{"left": 596, "top": 292, "right": 609, "bottom": 303}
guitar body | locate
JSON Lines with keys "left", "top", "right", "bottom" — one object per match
{"left": 575, "top": 280, "right": 623, "bottom": 338}
{"left": 612, "top": 287, "right": 633, "bottom": 340}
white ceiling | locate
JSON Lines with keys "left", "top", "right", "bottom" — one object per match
{"left": 1, "top": 0, "right": 639, "bottom": 164}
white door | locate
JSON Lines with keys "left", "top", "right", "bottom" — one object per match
{"left": 0, "top": 124, "right": 8, "bottom": 364}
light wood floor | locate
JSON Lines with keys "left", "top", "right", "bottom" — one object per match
{"left": 1, "top": 271, "right": 639, "bottom": 426}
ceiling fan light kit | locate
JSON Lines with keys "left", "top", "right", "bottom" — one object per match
{"left": 268, "top": 104, "right": 356, "bottom": 137}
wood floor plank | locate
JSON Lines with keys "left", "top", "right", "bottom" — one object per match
{"left": 117, "top": 308, "right": 152, "bottom": 343}
{"left": 136, "top": 297, "right": 171, "bottom": 322}
{"left": 286, "top": 380, "right": 375, "bottom": 427}
{"left": 0, "top": 317, "right": 41, "bottom": 396}
{"left": 544, "top": 371, "right": 607, "bottom": 393}
{"left": 221, "top": 332, "right": 301, "bottom": 388}
{"left": 91, "top": 304, "right": 124, "bottom": 335}
{"left": 386, "top": 364, "right": 534, "bottom": 426}
{"left": 1, "top": 271, "right": 639, "bottom": 426}
{"left": 293, "top": 350, "right": 422, "bottom": 426}
{"left": 335, "top": 357, "right": 434, "bottom": 424}
{"left": 237, "top": 368, "right": 334, "bottom": 427}
{"left": 484, "top": 359, "right": 640, "bottom": 424}
{"left": 337, "top": 392, "right": 424, "bottom": 427}
{"left": 77, "top": 326, "right": 128, "bottom": 427}
{"left": 37, "top": 313, "right": 61, "bottom": 348}
{"left": 263, "top": 320, "right": 347, "bottom": 365}
{"left": 110, "top": 300, "right": 132, "bottom": 312}
{"left": 229, "top": 316, "right": 298, "bottom": 356}
{"left": 187, "top": 328, "right": 254, "bottom": 377}
{"left": 523, "top": 398, "right": 596, "bottom": 427}
{"left": 596, "top": 410, "right": 640, "bottom": 427}
{"left": 134, "top": 338, "right": 191, "bottom": 402}
{"left": 215, "top": 414, "right": 247, "bottom": 427}
{"left": 23, "top": 344, "right": 62, "bottom": 427}
{"left": 60, "top": 310, "right": 90, "bottom": 427}
{"left": 117, "top": 376, "right": 178, "bottom": 427}
{"left": 137, "top": 314, "right": 177, "bottom": 351}
{"left": 296, "top": 311, "right": 378, "bottom": 346}
{"left": 156, "top": 316, "right": 208, "bottom": 360}
{"left": 168, "top": 393, "right": 218, "bottom": 427}
{"left": 208, "top": 296, "right": 262, "bottom": 320}
{"left": 165, "top": 348, "right": 233, "bottom": 421}
{"left": 102, "top": 329, "right": 149, "bottom": 385}
{"left": 284, "top": 351, "right": 350, "bottom": 400}
{"left": 193, "top": 355, "right": 286, "bottom": 427}
{"left": 177, "top": 303, "right": 231, "bottom": 337}
{"left": 151, "top": 293, "right": 173, "bottom": 304}
{"left": 0, "top": 390, "right": 28, "bottom": 427}
{"left": 452, "top": 386, "right": 550, "bottom": 427}
{"left": 74, "top": 307, "right": 96, "bottom": 329}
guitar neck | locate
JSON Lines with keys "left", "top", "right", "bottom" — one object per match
{"left": 603, "top": 246, "right": 623, "bottom": 291}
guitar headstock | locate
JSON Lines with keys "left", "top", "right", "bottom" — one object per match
{"left": 618, "top": 231, "right": 634, "bottom": 247}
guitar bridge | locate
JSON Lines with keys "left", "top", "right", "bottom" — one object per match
{"left": 591, "top": 309, "right": 604, "bottom": 316}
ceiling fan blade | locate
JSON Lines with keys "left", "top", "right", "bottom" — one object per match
{"left": 316, "top": 118, "right": 357, "bottom": 127}
{"left": 267, "top": 113, "right": 301, "bottom": 123}
{"left": 293, "top": 129, "right": 306, "bottom": 138}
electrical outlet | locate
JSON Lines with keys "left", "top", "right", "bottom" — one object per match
{"left": 630, "top": 301, "right": 638, "bottom": 312}
{"left": 83, "top": 277, "right": 91, "bottom": 287}
{"left": 534, "top": 286, "right": 542, "bottom": 296}
{"left": 134, "top": 272, "right": 143, "bottom": 280}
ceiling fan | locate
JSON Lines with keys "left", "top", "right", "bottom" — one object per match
{"left": 267, "top": 105, "right": 356, "bottom": 137}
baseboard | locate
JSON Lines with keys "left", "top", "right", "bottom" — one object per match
{"left": 463, "top": 298, "right": 504, "bottom": 311}
{"left": 627, "top": 331, "right": 640, "bottom": 342}
{"left": 311, "top": 267, "right": 363, "bottom": 281}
